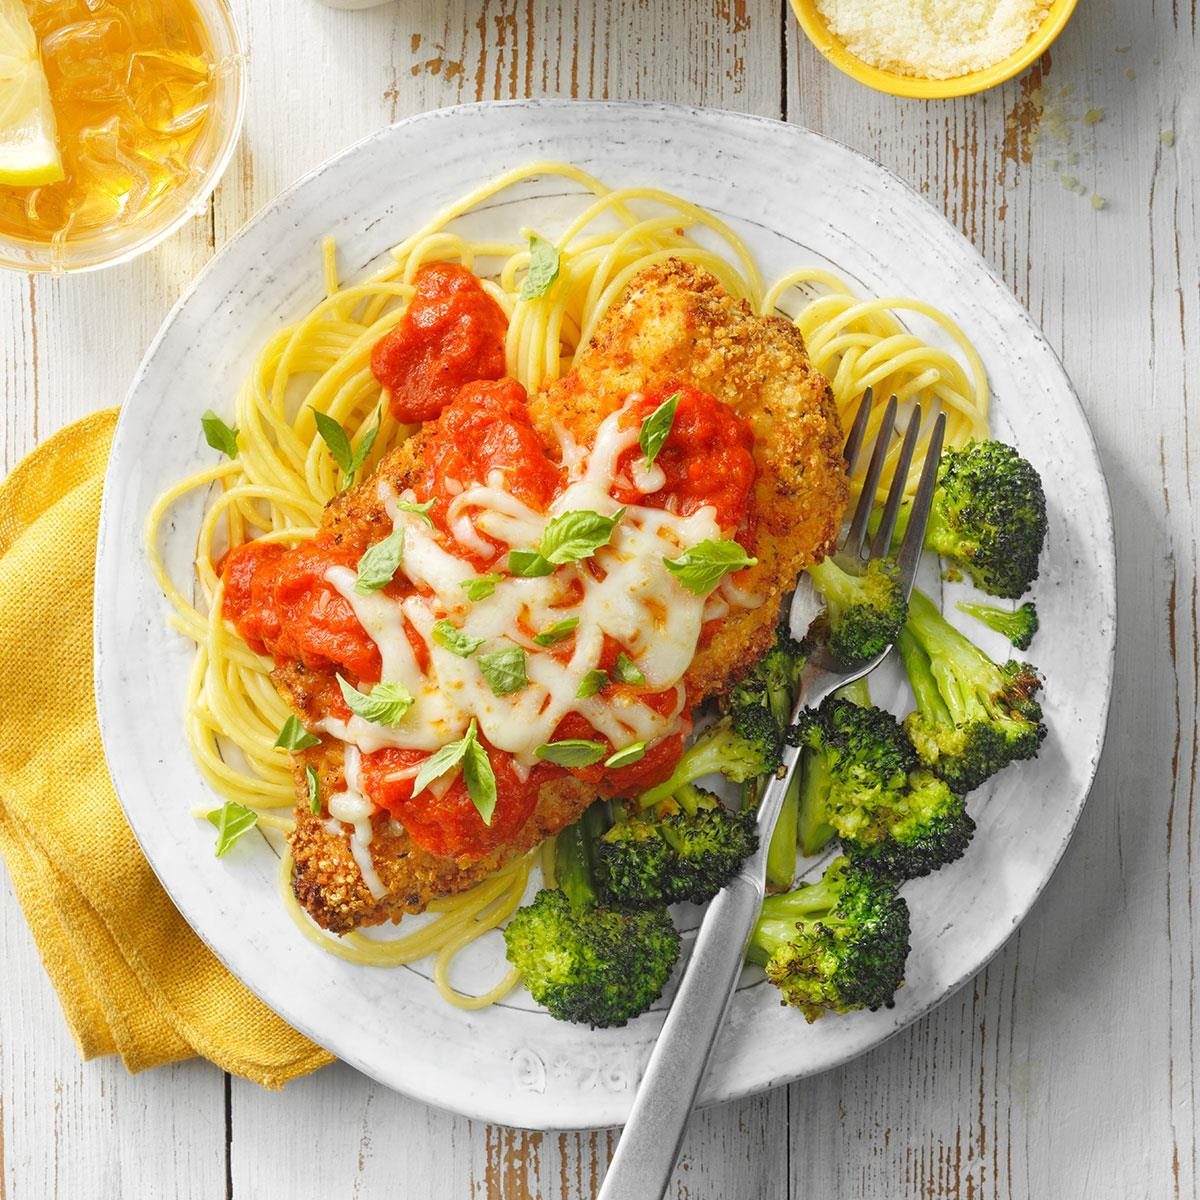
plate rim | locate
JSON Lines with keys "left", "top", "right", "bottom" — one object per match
{"left": 95, "top": 98, "right": 1117, "bottom": 1127}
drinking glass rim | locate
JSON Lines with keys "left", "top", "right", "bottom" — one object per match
{"left": 0, "top": 0, "right": 247, "bottom": 275}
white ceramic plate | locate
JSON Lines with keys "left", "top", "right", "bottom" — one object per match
{"left": 95, "top": 101, "right": 1116, "bottom": 1129}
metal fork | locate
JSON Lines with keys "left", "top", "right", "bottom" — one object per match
{"left": 596, "top": 391, "right": 946, "bottom": 1200}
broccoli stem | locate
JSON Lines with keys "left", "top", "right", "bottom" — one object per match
{"left": 905, "top": 589, "right": 993, "bottom": 724}
{"left": 741, "top": 777, "right": 759, "bottom": 811}
{"left": 897, "top": 627, "right": 952, "bottom": 725}
{"left": 745, "top": 917, "right": 797, "bottom": 965}
{"left": 765, "top": 769, "right": 799, "bottom": 890}
{"left": 833, "top": 675, "right": 873, "bottom": 707}
{"left": 673, "top": 782, "right": 705, "bottom": 817}
{"left": 759, "top": 871, "right": 842, "bottom": 919}
{"left": 555, "top": 803, "right": 607, "bottom": 908}
{"left": 797, "top": 747, "right": 835, "bottom": 856}
{"left": 656, "top": 785, "right": 702, "bottom": 854}
{"left": 956, "top": 599, "right": 1038, "bottom": 650}
{"left": 806, "top": 556, "right": 853, "bottom": 607}
{"left": 747, "top": 874, "right": 843, "bottom": 962}
{"left": 767, "top": 672, "right": 797, "bottom": 729}
{"left": 637, "top": 732, "right": 733, "bottom": 808}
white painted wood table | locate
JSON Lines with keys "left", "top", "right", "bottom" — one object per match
{"left": 2, "top": 1, "right": 1195, "bottom": 1196}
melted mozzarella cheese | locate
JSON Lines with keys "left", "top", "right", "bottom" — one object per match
{"left": 320, "top": 396, "right": 764, "bottom": 770}
{"left": 327, "top": 746, "right": 388, "bottom": 899}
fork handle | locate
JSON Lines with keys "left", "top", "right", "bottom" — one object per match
{"left": 595, "top": 867, "right": 766, "bottom": 1200}
{"left": 597, "top": 672, "right": 845, "bottom": 1200}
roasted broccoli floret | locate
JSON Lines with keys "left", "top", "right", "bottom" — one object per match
{"left": 792, "top": 695, "right": 974, "bottom": 879}
{"left": 895, "top": 440, "right": 1047, "bottom": 599}
{"left": 729, "top": 627, "right": 807, "bottom": 733}
{"left": 728, "top": 625, "right": 807, "bottom": 890}
{"left": 807, "top": 556, "right": 908, "bottom": 665}
{"left": 637, "top": 715, "right": 781, "bottom": 809}
{"left": 746, "top": 855, "right": 911, "bottom": 1021}
{"left": 899, "top": 588, "right": 1046, "bottom": 794}
{"left": 503, "top": 804, "right": 680, "bottom": 1027}
{"left": 597, "top": 784, "right": 758, "bottom": 907}
{"left": 956, "top": 599, "right": 1039, "bottom": 650}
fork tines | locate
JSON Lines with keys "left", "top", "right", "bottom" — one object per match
{"left": 840, "top": 390, "right": 946, "bottom": 597}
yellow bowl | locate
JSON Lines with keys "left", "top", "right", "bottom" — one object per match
{"left": 788, "top": 0, "right": 1079, "bottom": 98}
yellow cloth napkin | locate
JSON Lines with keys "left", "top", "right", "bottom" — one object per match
{"left": 0, "top": 410, "right": 333, "bottom": 1087}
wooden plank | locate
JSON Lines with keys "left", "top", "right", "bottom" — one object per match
{"left": 228, "top": 1061, "right": 789, "bottom": 1200}
{"left": 223, "top": 1, "right": 789, "bottom": 1197}
{"left": 786, "top": 0, "right": 1198, "bottom": 1195}
{"left": 0, "top": 34, "right": 226, "bottom": 1200}
{"left": 2, "top": 0, "right": 1194, "bottom": 1193}
{"left": 0, "top": 870, "right": 227, "bottom": 1200}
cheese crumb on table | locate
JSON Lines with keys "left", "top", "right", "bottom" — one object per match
{"left": 815, "top": 0, "right": 1054, "bottom": 79}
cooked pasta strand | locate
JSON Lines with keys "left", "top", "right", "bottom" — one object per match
{"left": 147, "top": 162, "right": 990, "bottom": 1010}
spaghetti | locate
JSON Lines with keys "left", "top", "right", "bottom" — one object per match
{"left": 146, "top": 161, "right": 990, "bottom": 1009}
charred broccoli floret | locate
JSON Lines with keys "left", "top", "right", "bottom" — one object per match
{"left": 728, "top": 625, "right": 807, "bottom": 890}
{"left": 894, "top": 441, "right": 1047, "bottom": 599}
{"left": 597, "top": 784, "right": 758, "bottom": 907}
{"left": 807, "top": 556, "right": 908, "bottom": 665}
{"left": 747, "top": 855, "right": 911, "bottom": 1021}
{"left": 729, "top": 628, "right": 807, "bottom": 733}
{"left": 637, "top": 715, "right": 781, "bottom": 809}
{"left": 792, "top": 695, "right": 974, "bottom": 879}
{"left": 899, "top": 588, "right": 1046, "bottom": 794}
{"left": 956, "top": 599, "right": 1039, "bottom": 650}
{"left": 503, "top": 804, "right": 680, "bottom": 1027}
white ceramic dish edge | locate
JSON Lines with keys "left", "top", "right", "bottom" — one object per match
{"left": 94, "top": 100, "right": 1116, "bottom": 1129}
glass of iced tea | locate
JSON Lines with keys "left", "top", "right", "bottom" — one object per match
{"left": 0, "top": 0, "right": 244, "bottom": 273}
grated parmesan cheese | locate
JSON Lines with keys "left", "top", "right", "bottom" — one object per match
{"left": 816, "top": 0, "right": 1054, "bottom": 80}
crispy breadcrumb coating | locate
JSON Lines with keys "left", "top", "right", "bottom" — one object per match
{"left": 284, "top": 258, "right": 847, "bottom": 933}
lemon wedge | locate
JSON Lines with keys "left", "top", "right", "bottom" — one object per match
{"left": 0, "top": 0, "right": 63, "bottom": 187}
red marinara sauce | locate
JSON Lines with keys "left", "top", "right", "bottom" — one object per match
{"left": 546, "top": 636, "right": 686, "bottom": 794}
{"left": 370, "top": 263, "right": 508, "bottom": 424}
{"left": 221, "top": 536, "right": 384, "bottom": 683}
{"left": 415, "top": 378, "right": 563, "bottom": 556}
{"left": 549, "top": 712, "right": 685, "bottom": 795}
{"left": 358, "top": 743, "right": 547, "bottom": 861}
{"left": 613, "top": 384, "right": 756, "bottom": 533}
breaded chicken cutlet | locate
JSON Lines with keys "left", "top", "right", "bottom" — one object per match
{"left": 286, "top": 258, "right": 847, "bottom": 933}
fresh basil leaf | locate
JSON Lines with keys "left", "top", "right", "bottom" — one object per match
{"left": 412, "top": 718, "right": 477, "bottom": 795}
{"left": 433, "top": 619, "right": 485, "bottom": 658}
{"left": 274, "top": 715, "right": 320, "bottom": 751}
{"left": 604, "top": 741, "right": 647, "bottom": 769}
{"left": 534, "top": 739, "right": 608, "bottom": 767}
{"left": 533, "top": 616, "right": 579, "bottom": 646}
{"left": 462, "top": 735, "right": 497, "bottom": 825}
{"left": 663, "top": 539, "right": 758, "bottom": 596}
{"left": 311, "top": 408, "right": 353, "bottom": 475}
{"left": 396, "top": 497, "right": 435, "bottom": 526}
{"left": 355, "top": 528, "right": 405, "bottom": 594}
{"left": 346, "top": 408, "right": 381, "bottom": 484}
{"left": 478, "top": 646, "right": 528, "bottom": 696}
{"left": 539, "top": 508, "right": 625, "bottom": 565}
{"left": 207, "top": 801, "right": 258, "bottom": 856}
{"left": 613, "top": 652, "right": 646, "bottom": 686}
{"left": 638, "top": 392, "right": 679, "bottom": 469}
{"left": 201, "top": 410, "right": 239, "bottom": 459}
{"left": 508, "top": 548, "right": 553, "bottom": 577}
{"left": 313, "top": 407, "right": 379, "bottom": 488}
{"left": 306, "top": 765, "right": 321, "bottom": 814}
{"left": 576, "top": 668, "right": 609, "bottom": 699}
{"left": 461, "top": 573, "right": 504, "bottom": 601}
{"left": 519, "top": 234, "right": 560, "bottom": 300}
{"left": 336, "top": 675, "right": 413, "bottom": 726}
